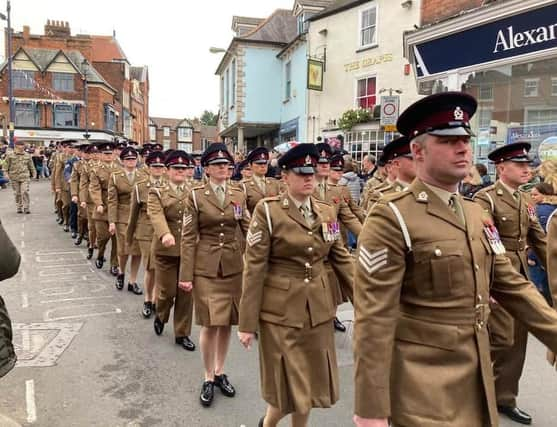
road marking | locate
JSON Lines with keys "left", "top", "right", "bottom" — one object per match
{"left": 21, "top": 240, "right": 25, "bottom": 248}
{"left": 25, "top": 379, "right": 37, "bottom": 423}
{"left": 20, "top": 230, "right": 24, "bottom": 238}
{"left": 40, "top": 295, "right": 114, "bottom": 304}
{"left": 22, "top": 329, "right": 31, "bottom": 351}
{"left": 39, "top": 287, "right": 75, "bottom": 297}
{"left": 44, "top": 304, "right": 122, "bottom": 322}
{"left": 21, "top": 293, "right": 29, "bottom": 308}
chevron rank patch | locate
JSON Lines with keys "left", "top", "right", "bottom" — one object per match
{"left": 246, "top": 229, "right": 263, "bottom": 247}
{"left": 183, "top": 213, "right": 193, "bottom": 227}
{"left": 358, "top": 247, "right": 387, "bottom": 274}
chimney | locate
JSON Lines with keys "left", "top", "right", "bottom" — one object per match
{"left": 23, "top": 25, "right": 30, "bottom": 41}
{"left": 44, "top": 19, "right": 71, "bottom": 38}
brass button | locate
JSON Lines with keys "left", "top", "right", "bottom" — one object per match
{"left": 220, "top": 223, "right": 224, "bottom": 227}
{"left": 221, "top": 212, "right": 225, "bottom": 216}
{"left": 474, "top": 264, "right": 479, "bottom": 271}
{"left": 477, "top": 294, "right": 483, "bottom": 302}
{"left": 304, "top": 278, "right": 309, "bottom": 283}
{"left": 502, "top": 217, "right": 507, "bottom": 221}
{"left": 434, "top": 248, "right": 442, "bottom": 257}
{"left": 308, "top": 231, "right": 313, "bottom": 236}
{"left": 219, "top": 233, "right": 224, "bottom": 237}
{"left": 219, "top": 243, "right": 224, "bottom": 247}
{"left": 308, "top": 247, "right": 313, "bottom": 252}
{"left": 305, "top": 262, "right": 310, "bottom": 268}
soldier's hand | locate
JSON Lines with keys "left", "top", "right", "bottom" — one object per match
{"left": 161, "top": 233, "right": 175, "bottom": 248}
{"left": 547, "top": 349, "right": 557, "bottom": 369}
{"left": 96, "top": 205, "right": 104, "bottom": 214}
{"left": 353, "top": 416, "right": 389, "bottom": 427}
{"left": 109, "top": 223, "right": 116, "bottom": 235}
{"left": 72, "top": 196, "right": 78, "bottom": 203}
{"left": 55, "top": 188, "right": 61, "bottom": 193}
{"left": 178, "top": 281, "right": 193, "bottom": 292}
{"left": 238, "top": 332, "right": 255, "bottom": 350}
{"left": 80, "top": 202, "right": 87, "bottom": 208}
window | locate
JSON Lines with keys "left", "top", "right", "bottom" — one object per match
{"left": 15, "top": 102, "right": 40, "bottom": 127}
{"left": 526, "top": 108, "right": 557, "bottom": 124}
{"left": 524, "top": 79, "right": 539, "bottom": 97}
{"left": 52, "top": 73, "right": 74, "bottom": 92}
{"left": 477, "top": 108, "right": 492, "bottom": 129}
{"left": 359, "top": 6, "right": 377, "bottom": 48}
{"left": 178, "top": 127, "right": 192, "bottom": 141}
{"left": 356, "top": 76, "right": 376, "bottom": 109}
{"left": 231, "top": 59, "right": 236, "bottom": 107}
{"left": 220, "top": 76, "right": 225, "bottom": 109}
{"left": 149, "top": 126, "right": 157, "bottom": 141}
{"left": 163, "top": 140, "right": 171, "bottom": 151}
{"left": 13, "top": 70, "right": 35, "bottom": 89}
{"left": 552, "top": 78, "right": 557, "bottom": 96}
{"left": 53, "top": 104, "right": 79, "bottom": 128}
{"left": 285, "top": 61, "right": 292, "bottom": 100}
{"left": 104, "top": 105, "right": 117, "bottom": 131}
{"left": 123, "top": 109, "right": 132, "bottom": 137}
{"left": 177, "top": 142, "right": 193, "bottom": 153}
{"left": 345, "top": 128, "right": 388, "bottom": 164}
{"left": 297, "top": 12, "right": 315, "bottom": 34}
{"left": 163, "top": 126, "right": 170, "bottom": 137}
{"left": 225, "top": 68, "right": 230, "bottom": 110}
{"left": 478, "top": 86, "right": 493, "bottom": 101}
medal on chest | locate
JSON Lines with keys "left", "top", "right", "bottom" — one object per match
{"left": 483, "top": 223, "right": 506, "bottom": 255}
{"left": 322, "top": 220, "right": 340, "bottom": 242}
{"left": 232, "top": 202, "right": 243, "bottom": 220}
{"left": 526, "top": 203, "right": 537, "bottom": 222}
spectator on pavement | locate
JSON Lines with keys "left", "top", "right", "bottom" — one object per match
{"left": 475, "top": 162, "right": 492, "bottom": 187}
{"left": 460, "top": 165, "right": 484, "bottom": 198}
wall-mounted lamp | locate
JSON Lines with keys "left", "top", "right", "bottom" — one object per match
{"left": 401, "top": 0, "right": 412, "bottom": 8}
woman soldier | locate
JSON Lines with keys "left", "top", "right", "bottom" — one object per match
{"left": 148, "top": 150, "right": 195, "bottom": 351}
{"left": 237, "top": 143, "right": 354, "bottom": 427}
{"left": 178, "top": 143, "right": 251, "bottom": 408}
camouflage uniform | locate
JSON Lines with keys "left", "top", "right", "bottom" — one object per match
{"left": 4, "top": 149, "right": 35, "bottom": 212}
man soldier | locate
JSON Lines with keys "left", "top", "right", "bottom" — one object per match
{"left": 313, "top": 142, "right": 362, "bottom": 332}
{"left": 353, "top": 91, "right": 557, "bottom": 427}
{"left": 238, "top": 160, "right": 252, "bottom": 181}
{"left": 183, "top": 153, "right": 198, "bottom": 189}
{"left": 242, "top": 147, "right": 282, "bottom": 214}
{"left": 545, "top": 210, "right": 557, "bottom": 371}
{"left": 113, "top": 140, "right": 127, "bottom": 166}
{"left": 80, "top": 144, "right": 100, "bottom": 259}
{"left": 50, "top": 142, "right": 64, "bottom": 222}
{"left": 54, "top": 140, "right": 75, "bottom": 231}
{"left": 4, "top": 140, "right": 35, "bottom": 213}
{"left": 70, "top": 143, "right": 90, "bottom": 245}
{"left": 473, "top": 142, "right": 547, "bottom": 425}
{"left": 148, "top": 150, "right": 195, "bottom": 351}
{"left": 127, "top": 151, "right": 167, "bottom": 318}
{"left": 66, "top": 143, "right": 81, "bottom": 239}
{"left": 89, "top": 142, "right": 119, "bottom": 275}
{"left": 108, "top": 147, "right": 143, "bottom": 295}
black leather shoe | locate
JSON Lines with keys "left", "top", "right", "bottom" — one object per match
{"left": 110, "top": 266, "right": 119, "bottom": 276}
{"left": 128, "top": 282, "right": 143, "bottom": 295}
{"left": 17, "top": 208, "right": 23, "bottom": 214}
{"left": 115, "top": 274, "right": 125, "bottom": 290}
{"left": 24, "top": 209, "right": 30, "bottom": 214}
{"left": 71, "top": 231, "right": 77, "bottom": 239}
{"left": 214, "top": 373, "right": 236, "bottom": 397}
{"left": 74, "top": 236, "right": 83, "bottom": 246}
{"left": 86, "top": 247, "right": 94, "bottom": 260}
{"left": 95, "top": 257, "right": 105, "bottom": 269}
{"left": 497, "top": 406, "right": 532, "bottom": 425}
{"left": 142, "top": 302, "right": 152, "bottom": 318}
{"left": 154, "top": 316, "right": 164, "bottom": 335}
{"left": 151, "top": 303, "right": 156, "bottom": 313}
{"left": 56, "top": 216, "right": 63, "bottom": 224}
{"left": 83, "top": 234, "right": 89, "bottom": 241}
{"left": 63, "top": 225, "right": 69, "bottom": 232}
{"left": 334, "top": 317, "right": 346, "bottom": 332}
{"left": 175, "top": 336, "right": 196, "bottom": 351}
{"left": 199, "top": 381, "right": 214, "bottom": 407}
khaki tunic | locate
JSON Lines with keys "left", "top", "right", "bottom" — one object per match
{"left": 362, "top": 180, "right": 405, "bottom": 213}
{"left": 353, "top": 179, "right": 557, "bottom": 427}
{"left": 241, "top": 176, "right": 282, "bottom": 214}
{"left": 239, "top": 194, "right": 354, "bottom": 414}
{"left": 54, "top": 153, "right": 71, "bottom": 207}
{"left": 108, "top": 170, "right": 141, "bottom": 256}
{"left": 179, "top": 183, "right": 250, "bottom": 326}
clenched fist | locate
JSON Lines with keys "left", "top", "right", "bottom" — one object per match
{"left": 161, "top": 233, "right": 175, "bottom": 248}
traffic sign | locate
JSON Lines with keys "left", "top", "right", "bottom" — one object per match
{"left": 383, "top": 124, "right": 397, "bottom": 132}
{"left": 380, "top": 95, "right": 400, "bottom": 127}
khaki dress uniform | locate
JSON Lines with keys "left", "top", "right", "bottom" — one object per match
{"left": 108, "top": 170, "right": 141, "bottom": 257}
{"left": 242, "top": 176, "right": 282, "bottom": 214}
{"left": 546, "top": 210, "right": 557, "bottom": 303}
{"left": 70, "top": 159, "right": 88, "bottom": 238}
{"left": 179, "top": 183, "right": 250, "bottom": 327}
{"left": 80, "top": 160, "right": 98, "bottom": 249}
{"left": 89, "top": 162, "right": 119, "bottom": 267}
{"left": 54, "top": 152, "right": 71, "bottom": 225}
{"left": 362, "top": 180, "right": 406, "bottom": 212}
{"left": 4, "top": 149, "right": 35, "bottom": 212}
{"left": 353, "top": 179, "right": 557, "bottom": 427}
{"left": 359, "top": 174, "right": 385, "bottom": 209}
{"left": 474, "top": 181, "right": 547, "bottom": 408}
{"left": 148, "top": 184, "right": 193, "bottom": 338}
{"left": 239, "top": 194, "right": 354, "bottom": 414}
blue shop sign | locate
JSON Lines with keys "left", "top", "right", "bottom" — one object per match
{"left": 279, "top": 117, "right": 299, "bottom": 135}
{"left": 414, "top": 4, "right": 557, "bottom": 77}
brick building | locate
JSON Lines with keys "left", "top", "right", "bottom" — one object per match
{"left": 0, "top": 20, "right": 149, "bottom": 145}
{"left": 149, "top": 117, "right": 218, "bottom": 152}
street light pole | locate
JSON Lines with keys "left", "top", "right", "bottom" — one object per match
{"left": 81, "top": 59, "right": 90, "bottom": 140}
{"left": 5, "top": 1, "right": 14, "bottom": 148}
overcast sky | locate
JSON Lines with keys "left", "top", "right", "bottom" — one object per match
{"left": 0, "top": 0, "right": 294, "bottom": 119}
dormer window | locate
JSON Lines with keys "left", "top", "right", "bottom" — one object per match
{"left": 297, "top": 12, "right": 315, "bottom": 35}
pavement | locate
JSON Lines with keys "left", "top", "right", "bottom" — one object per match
{"left": 0, "top": 180, "right": 556, "bottom": 427}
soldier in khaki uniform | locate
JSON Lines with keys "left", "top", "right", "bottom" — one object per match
{"left": 108, "top": 147, "right": 143, "bottom": 295}
{"left": 89, "top": 142, "right": 119, "bottom": 274}
{"left": 127, "top": 151, "right": 166, "bottom": 318}
{"left": 353, "top": 92, "right": 557, "bottom": 427}
{"left": 238, "top": 144, "right": 354, "bottom": 427}
{"left": 474, "top": 142, "right": 547, "bottom": 425}
{"left": 179, "top": 143, "right": 251, "bottom": 408}
{"left": 80, "top": 144, "right": 100, "bottom": 259}
{"left": 241, "top": 147, "right": 282, "bottom": 214}
{"left": 4, "top": 140, "right": 35, "bottom": 213}
{"left": 545, "top": 211, "right": 557, "bottom": 370}
{"left": 54, "top": 140, "right": 74, "bottom": 231}
{"left": 328, "top": 154, "right": 365, "bottom": 222}
{"left": 70, "top": 143, "right": 90, "bottom": 245}
{"left": 148, "top": 150, "right": 195, "bottom": 352}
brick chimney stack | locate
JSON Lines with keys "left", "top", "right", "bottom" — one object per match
{"left": 22, "top": 25, "right": 30, "bottom": 41}
{"left": 44, "top": 19, "right": 71, "bottom": 38}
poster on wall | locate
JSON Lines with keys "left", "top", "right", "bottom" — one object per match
{"left": 506, "top": 123, "right": 557, "bottom": 162}
{"left": 307, "top": 59, "right": 324, "bottom": 91}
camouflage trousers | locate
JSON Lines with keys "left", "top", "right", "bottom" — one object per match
{"left": 0, "top": 295, "right": 16, "bottom": 378}
{"left": 11, "top": 180, "right": 30, "bottom": 211}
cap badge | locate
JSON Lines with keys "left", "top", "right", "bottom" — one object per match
{"left": 417, "top": 191, "right": 428, "bottom": 202}
{"left": 496, "top": 189, "right": 503, "bottom": 196}
{"left": 283, "top": 198, "right": 289, "bottom": 207}
{"left": 217, "top": 150, "right": 224, "bottom": 158}
{"left": 260, "top": 153, "right": 265, "bottom": 159}
{"left": 305, "top": 155, "right": 312, "bottom": 165}
{"left": 454, "top": 106, "right": 464, "bottom": 121}
{"left": 178, "top": 157, "right": 183, "bottom": 163}
{"left": 523, "top": 149, "right": 527, "bottom": 155}
{"left": 321, "top": 150, "right": 326, "bottom": 157}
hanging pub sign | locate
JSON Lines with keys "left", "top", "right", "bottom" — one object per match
{"left": 307, "top": 59, "right": 324, "bottom": 91}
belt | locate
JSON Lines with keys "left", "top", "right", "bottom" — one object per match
{"left": 268, "top": 260, "right": 326, "bottom": 282}
{"left": 199, "top": 234, "right": 235, "bottom": 247}
{"left": 400, "top": 303, "right": 490, "bottom": 331}
{"left": 500, "top": 237, "right": 526, "bottom": 252}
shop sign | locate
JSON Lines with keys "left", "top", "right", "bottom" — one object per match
{"left": 344, "top": 53, "right": 393, "bottom": 72}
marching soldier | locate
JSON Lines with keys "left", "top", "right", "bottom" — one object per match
{"left": 238, "top": 159, "right": 252, "bottom": 181}
{"left": 148, "top": 150, "right": 195, "bottom": 352}
{"left": 241, "top": 147, "right": 282, "bottom": 214}
{"left": 89, "top": 142, "right": 119, "bottom": 275}
{"left": 4, "top": 140, "right": 35, "bottom": 213}
{"left": 237, "top": 144, "right": 354, "bottom": 427}
{"left": 474, "top": 142, "right": 547, "bottom": 425}
{"left": 353, "top": 91, "right": 557, "bottom": 427}
{"left": 328, "top": 154, "right": 365, "bottom": 222}
{"left": 80, "top": 144, "right": 100, "bottom": 259}
{"left": 54, "top": 140, "right": 74, "bottom": 232}
{"left": 70, "top": 143, "right": 90, "bottom": 245}
{"left": 108, "top": 147, "right": 143, "bottom": 295}
{"left": 127, "top": 151, "right": 167, "bottom": 318}
{"left": 546, "top": 211, "right": 557, "bottom": 371}
{"left": 178, "top": 143, "right": 251, "bottom": 407}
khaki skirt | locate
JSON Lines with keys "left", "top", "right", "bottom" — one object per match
{"left": 193, "top": 272, "right": 242, "bottom": 327}
{"left": 259, "top": 315, "right": 339, "bottom": 415}
{"left": 138, "top": 240, "right": 154, "bottom": 271}
{"left": 116, "top": 223, "right": 140, "bottom": 256}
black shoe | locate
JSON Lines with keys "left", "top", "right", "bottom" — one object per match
{"left": 74, "top": 236, "right": 83, "bottom": 246}
{"left": 334, "top": 317, "right": 346, "bottom": 332}
{"left": 24, "top": 209, "right": 30, "bottom": 214}
{"left": 95, "top": 257, "right": 105, "bottom": 269}
{"left": 115, "top": 274, "right": 125, "bottom": 290}
{"left": 214, "top": 373, "right": 236, "bottom": 397}
{"left": 83, "top": 235, "right": 89, "bottom": 242}
{"left": 86, "top": 247, "right": 94, "bottom": 260}
{"left": 497, "top": 406, "right": 532, "bottom": 425}
{"left": 128, "top": 282, "right": 143, "bottom": 295}
{"left": 175, "top": 336, "right": 196, "bottom": 351}
{"left": 71, "top": 231, "right": 77, "bottom": 239}
{"left": 110, "top": 266, "right": 119, "bottom": 276}
{"left": 63, "top": 225, "right": 69, "bottom": 232}
{"left": 154, "top": 316, "right": 164, "bottom": 335}
{"left": 151, "top": 303, "right": 156, "bottom": 313}
{"left": 199, "top": 381, "right": 214, "bottom": 407}
{"left": 17, "top": 208, "right": 23, "bottom": 214}
{"left": 142, "top": 302, "right": 152, "bottom": 318}
{"left": 56, "top": 216, "right": 63, "bottom": 224}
